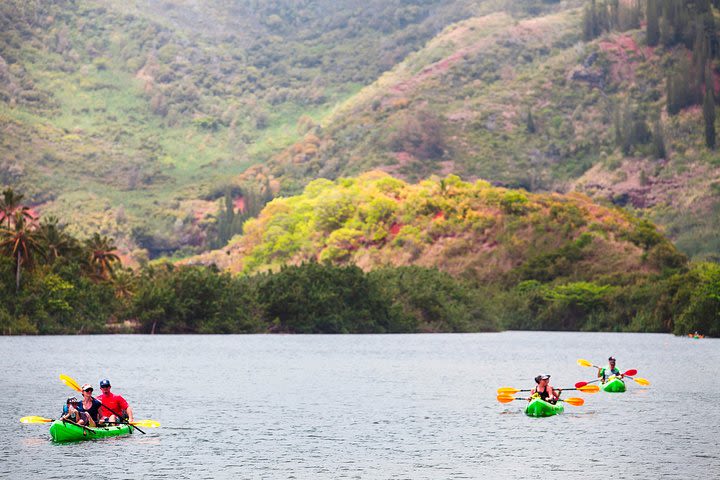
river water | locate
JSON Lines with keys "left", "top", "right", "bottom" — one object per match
{"left": 1, "top": 332, "right": 717, "bottom": 479}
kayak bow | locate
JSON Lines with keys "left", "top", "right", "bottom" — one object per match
{"left": 600, "top": 376, "right": 626, "bottom": 393}
{"left": 524, "top": 398, "right": 564, "bottom": 417}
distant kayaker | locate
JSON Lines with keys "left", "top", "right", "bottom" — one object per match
{"left": 531, "top": 375, "right": 561, "bottom": 404}
{"left": 60, "top": 396, "right": 92, "bottom": 426}
{"left": 78, "top": 383, "right": 102, "bottom": 427}
{"left": 97, "top": 379, "right": 134, "bottom": 425}
{"left": 598, "top": 356, "right": 621, "bottom": 383}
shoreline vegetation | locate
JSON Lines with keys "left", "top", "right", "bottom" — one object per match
{"left": 1, "top": 181, "right": 718, "bottom": 338}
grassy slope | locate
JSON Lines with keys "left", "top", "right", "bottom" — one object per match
{"left": 1, "top": 0, "right": 510, "bottom": 256}
{"left": 251, "top": 8, "right": 720, "bottom": 260}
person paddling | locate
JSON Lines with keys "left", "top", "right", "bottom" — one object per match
{"left": 530, "top": 375, "right": 561, "bottom": 404}
{"left": 598, "top": 356, "right": 622, "bottom": 383}
{"left": 78, "top": 384, "right": 102, "bottom": 426}
{"left": 97, "top": 379, "right": 134, "bottom": 425}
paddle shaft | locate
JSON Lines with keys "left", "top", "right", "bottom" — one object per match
{"left": 62, "top": 417, "right": 95, "bottom": 435}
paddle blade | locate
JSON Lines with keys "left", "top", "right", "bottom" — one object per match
{"left": 60, "top": 374, "right": 81, "bottom": 392}
{"left": 563, "top": 397, "right": 584, "bottom": 406}
{"left": 633, "top": 377, "right": 651, "bottom": 386}
{"left": 623, "top": 369, "right": 638, "bottom": 377}
{"left": 577, "top": 359, "right": 593, "bottom": 367}
{"left": 574, "top": 381, "right": 588, "bottom": 388}
{"left": 578, "top": 384, "right": 600, "bottom": 393}
{"left": 20, "top": 416, "right": 53, "bottom": 424}
{"left": 131, "top": 420, "right": 160, "bottom": 428}
{"left": 496, "top": 395, "right": 517, "bottom": 403}
{"left": 497, "top": 387, "right": 520, "bottom": 395}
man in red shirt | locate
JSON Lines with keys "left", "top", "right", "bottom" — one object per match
{"left": 97, "top": 379, "right": 134, "bottom": 424}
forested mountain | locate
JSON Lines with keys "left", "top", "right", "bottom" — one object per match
{"left": 0, "top": 0, "right": 719, "bottom": 263}
{"left": 249, "top": 0, "right": 720, "bottom": 260}
{"left": 0, "top": 0, "right": 574, "bottom": 258}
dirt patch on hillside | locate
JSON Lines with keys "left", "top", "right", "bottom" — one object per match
{"left": 598, "top": 33, "right": 655, "bottom": 84}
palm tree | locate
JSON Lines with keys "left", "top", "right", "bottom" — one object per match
{"left": 111, "top": 268, "right": 136, "bottom": 301}
{"left": 38, "top": 216, "right": 79, "bottom": 265}
{"left": 85, "top": 233, "right": 121, "bottom": 281}
{"left": 0, "top": 211, "right": 46, "bottom": 291}
{"left": 0, "top": 188, "right": 32, "bottom": 228}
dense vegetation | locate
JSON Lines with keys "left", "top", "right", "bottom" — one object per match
{"left": 0, "top": 184, "right": 495, "bottom": 334}
{"left": 249, "top": 0, "right": 720, "bottom": 261}
{"left": 2, "top": 181, "right": 718, "bottom": 337}
{"left": 0, "top": 0, "right": 579, "bottom": 260}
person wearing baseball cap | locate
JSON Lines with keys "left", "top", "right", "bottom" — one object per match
{"left": 530, "top": 374, "right": 562, "bottom": 404}
{"left": 97, "top": 379, "right": 134, "bottom": 425}
{"left": 598, "top": 356, "right": 621, "bottom": 383}
{"left": 77, "top": 383, "right": 102, "bottom": 426}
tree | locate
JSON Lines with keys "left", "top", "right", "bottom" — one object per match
{"left": 703, "top": 67, "right": 716, "bottom": 149}
{"left": 0, "top": 211, "right": 45, "bottom": 291}
{"left": 0, "top": 188, "right": 32, "bottom": 228}
{"left": 38, "top": 216, "right": 79, "bottom": 265}
{"left": 526, "top": 109, "right": 537, "bottom": 133}
{"left": 667, "top": 57, "right": 698, "bottom": 115}
{"left": 652, "top": 117, "right": 667, "bottom": 159}
{"left": 646, "top": 0, "right": 660, "bottom": 46}
{"left": 85, "top": 233, "right": 120, "bottom": 281}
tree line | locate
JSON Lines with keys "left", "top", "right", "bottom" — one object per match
{"left": 0, "top": 187, "right": 717, "bottom": 337}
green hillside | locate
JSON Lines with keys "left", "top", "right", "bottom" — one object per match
{"left": 1, "top": 0, "right": 577, "bottom": 259}
{"left": 249, "top": 2, "right": 720, "bottom": 260}
{"left": 1, "top": 0, "right": 719, "bottom": 262}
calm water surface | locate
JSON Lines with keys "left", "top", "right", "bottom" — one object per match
{"left": 1, "top": 332, "right": 718, "bottom": 479}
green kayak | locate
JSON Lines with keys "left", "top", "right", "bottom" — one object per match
{"left": 601, "top": 376, "right": 626, "bottom": 393}
{"left": 49, "top": 420, "right": 133, "bottom": 442}
{"left": 525, "top": 398, "right": 564, "bottom": 417}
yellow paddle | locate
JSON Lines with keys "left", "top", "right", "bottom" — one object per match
{"left": 20, "top": 416, "right": 54, "bottom": 423}
{"left": 126, "top": 419, "right": 161, "bottom": 428}
{"left": 498, "top": 384, "right": 599, "bottom": 395}
{"left": 60, "top": 373, "right": 82, "bottom": 392}
{"left": 626, "top": 376, "right": 651, "bottom": 386}
{"left": 577, "top": 358, "right": 601, "bottom": 369}
{"left": 564, "top": 385, "right": 600, "bottom": 393}
{"left": 60, "top": 374, "right": 147, "bottom": 434}
{"left": 497, "top": 394, "right": 518, "bottom": 403}
{"left": 496, "top": 395, "right": 584, "bottom": 406}
{"left": 497, "top": 387, "right": 532, "bottom": 395}
{"left": 20, "top": 416, "right": 160, "bottom": 427}
{"left": 102, "top": 419, "right": 161, "bottom": 428}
